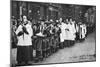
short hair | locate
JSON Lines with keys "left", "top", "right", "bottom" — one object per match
{"left": 23, "top": 15, "right": 27, "bottom": 19}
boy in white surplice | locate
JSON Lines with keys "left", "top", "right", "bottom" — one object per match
{"left": 15, "top": 16, "right": 33, "bottom": 65}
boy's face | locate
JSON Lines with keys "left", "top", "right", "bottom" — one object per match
{"left": 41, "top": 21, "right": 44, "bottom": 25}
{"left": 23, "top": 16, "right": 27, "bottom": 23}
{"left": 59, "top": 18, "right": 62, "bottom": 22}
{"left": 66, "top": 19, "right": 68, "bottom": 23}
{"left": 70, "top": 19, "right": 72, "bottom": 22}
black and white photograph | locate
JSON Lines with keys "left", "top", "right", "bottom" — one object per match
{"left": 10, "top": 0, "right": 96, "bottom": 67}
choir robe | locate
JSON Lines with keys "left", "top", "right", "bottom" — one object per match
{"left": 59, "top": 22, "right": 67, "bottom": 42}
{"left": 65, "top": 23, "right": 76, "bottom": 41}
{"left": 15, "top": 23, "right": 33, "bottom": 64}
{"left": 64, "top": 22, "right": 76, "bottom": 47}
{"left": 79, "top": 24, "right": 87, "bottom": 39}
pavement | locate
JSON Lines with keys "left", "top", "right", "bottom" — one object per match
{"left": 11, "top": 31, "right": 96, "bottom": 66}
{"left": 39, "top": 31, "right": 96, "bottom": 64}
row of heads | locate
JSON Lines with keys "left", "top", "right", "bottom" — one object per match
{"left": 12, "top": 15, "right": 83, "bottom": 24}
{"left": 39, "top": 18, "right": 76, "bottom": 23}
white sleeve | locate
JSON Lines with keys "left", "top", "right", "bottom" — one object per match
{"left": 15, "top": 25, "right": 22, "bottom": 35}
{"left": 73, "top": 25, "right": 76, "bottom": 34}
{"left": 76, "top": 24, "right": 79, "bottom": 32}
{"left": 84, "top": 26, "right": 87, "bottom": 34}
{"left": 27, "top": 25, "right": 33, "bottom": 37}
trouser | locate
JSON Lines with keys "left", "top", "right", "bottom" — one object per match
{"left": 53, "top": 39, "right": 58, "bottom": 53}
{"left": 55, "top": 44, "right": 59, "bottom": 52}
{"left": 79, "top": 38, "right": 85, "bottom": 42}
{"left": 42, "top": 39, "right": 48, "bottom": 58}
{"left": 36, "top": 50, "right": 43, "bottom": 61}
{"left": 42, "top": 50, "right": 47, "bottom": 58}
{"left": 64, "top": 40, "right": 70, "bottom": 47}
{"left": 59, "top": 42, "right": 64, "bottom": 49}
{"left": 70, "top": 40, "right": 75, "bottom": 46}
{"left": 64, "top": 40, "right": 75, "bottom": 47}
{"left": 42, "top": 39, "right": 47, "bottom": 59}
{"left": 75, "top": 33, "right": 80, "bottom": 41}
{"left": 35, "top": 37, "right": 43, "bottom": 61}
{"left": 50, "top": 46, "right": 55, "bottom": 53}
{"left": 55, "top": 37, "right": 60, "bottom": 52}
{"left": 17, "top": 46, "right": 32, "bottom": 64}
{"left": 46, "top": 38, "right": 51, "bottom": 57}
{"left": 47, "top": 48, "right": 52, "bottom": 56}
{"left": 47, "top": 38, "right": 52, "bottom": 56}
